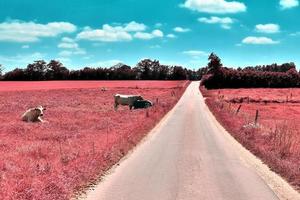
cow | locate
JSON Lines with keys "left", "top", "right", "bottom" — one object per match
{"left": 21, "top": 106, "right": 46, "bottom": 122}
{"left": 133, "top": 100, "right": 153, "bottom": 109}
{"left": 114, "top": 94, "right": 143, "bottom": 110}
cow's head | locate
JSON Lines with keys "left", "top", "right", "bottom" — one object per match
{"left": 146, "top": 100, "right": 153, "bottom": 107}
{"left": 35, "top": 106, "right": 46, "bottom": 117}
{"left": 137, "top": 96, "right": 143, "bottom": 100}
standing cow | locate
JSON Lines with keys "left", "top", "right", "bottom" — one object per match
{"left": 114, "top": 94, "right": 143, "bottom": 110}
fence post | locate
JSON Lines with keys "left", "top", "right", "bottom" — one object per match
{"left": 92, "top": 142, "right": 95, "bottom": 156}
{"left": 236, "top": 105, "right": 242, "bottom": 115}
{"left": 106, "top": 119, "right": 109, "bottom": 148}
{"left": 255, "top": 110, "right": 259, "bottom": 125}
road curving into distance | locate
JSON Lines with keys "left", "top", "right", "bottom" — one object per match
{"left": 78, "top": 81, "right": 299, "bottom": 200}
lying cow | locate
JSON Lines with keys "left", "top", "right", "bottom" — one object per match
{"left": 21, "top": 106, "right": 46, "bottom": 122}
{"left": 114, "top": 94, "right": 143, "bottom": 110}
{"left": 133, "top": 100, "right": 153, "bottom": 109}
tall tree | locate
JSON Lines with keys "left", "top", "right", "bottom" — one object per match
{"left": 207, "top": 53, "right": 222, "bottom": 75}
{"left": 46, "top": 60, "right": 69, "bottom": 80}
{"left": 25, "top": 60, "right": 48, "bottom": 80}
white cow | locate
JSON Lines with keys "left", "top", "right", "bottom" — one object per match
{"left": 114, "top": 94, "right": 143, "bottom": 110}
{"left": 21, "top": 106, "right": 46, "bottom": 122}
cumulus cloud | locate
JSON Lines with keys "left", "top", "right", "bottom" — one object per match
{"left": 280, "top": 0, "right": 299, "bottom": 9}
{"left": 255, "top": 24, "right": 280, "bottom": 33}
{"left": 0, "top": 20, "right": 76, "bottom": 42}
{"left": 58, "top": 37, "right": 86, "bottom": 56}
{"left": 123, "top": 21, "right": 147, "bottom": 32}
{"left": 76, "top": 21, "right": 157, "bottom": 42}
{"left": 242, "top": 36, "right": 279, "bottom": 45}
{"left": 88, "top": 59, "right": 124, "bottom": 67}
{"left": 198, "top": 16, "right": 234, "bottom": 29}
{"left": 173, "top": 27, "right": 191, "bottom": 33}
{"left": 0, "top": 52, "right": 45, "bottom": 68}
{"left": 155, "top": 23, "right": 163, "bottom": 28}
{"left": 134, "top": 30, "right": 164, "bottom": 40}
{"left": 58, "top": 49, "right": 86, "bottom": 57}
{"left": 167, "top": 34, "right": 176, "bottom": 38}
{"left": 77, "top": 25, "right": 132, "bottom": 42}
{"left": 181, "top": 0, "right": 246, "bottom": 14}
{"left": 183, "top": 50, "right": 209, "bottom": 59}
{"left": 58, "top": 42, "right": 78, "bottom": 49}
{"left": 22, "top": 45, "right": 30, "bottom": 49}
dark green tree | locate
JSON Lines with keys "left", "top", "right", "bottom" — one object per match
{"left": 207, "top": 53, "right": 222, "bottom": 74}
{"left": 46, "top": 60, "right": 69, "bottom": 80}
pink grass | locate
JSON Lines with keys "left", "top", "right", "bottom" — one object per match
{"left": 201, "top": 87, "right": 300, "bottom": 190}
{"left": 0, "top": 81, "right": 189, "bottom": 199}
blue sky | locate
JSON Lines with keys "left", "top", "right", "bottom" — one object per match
{"left": 0, "top": 0, "right": 300, "bottom": 71}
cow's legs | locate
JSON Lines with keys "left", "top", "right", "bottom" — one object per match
{"left": 114, "top": 103, "right": 118, "bottom": 111}
{"left": 129, "top": 105, "right": 133, "bottom": 110}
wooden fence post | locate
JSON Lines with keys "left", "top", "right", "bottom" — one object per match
{"left": 92, "top": 142, "right": 95, "bottom": 156}
{"left": 236, "top": 105, "right": 242, "bottom": 115}
{"left": 255, "top": 110, "right": 259, "bottom": 125}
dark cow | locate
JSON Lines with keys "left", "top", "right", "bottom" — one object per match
{"left": 133, "top": 100, "right": 153, "bottom": 109}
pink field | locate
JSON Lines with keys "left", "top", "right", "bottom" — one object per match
{"left": 201, "top": 87, "right": 300, "bottom": 190}
{"left": 0, "top": 81, "right": 187, "bottom": 92}
{"left": 0, "top": 81, "right": 189, "bottom": 200}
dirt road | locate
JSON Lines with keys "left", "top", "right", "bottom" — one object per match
{"left": 79, "top": 82, "right": 298, "bottom": 200}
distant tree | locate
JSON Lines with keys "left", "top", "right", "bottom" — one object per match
{"left": 46, "top": 60, "right": 69, "bottom": 80}
{"left": 3, "top": 68, "right": 26, "bottom": 80}
{"left": 169, "top": 66, "right": 187, "bottom": 80}
{"left": 110, "top": 63, "right": 136, "bottom": 80}
{"left": 157, "top": 64, "right": 170, "bottom": 80}
{"left": 25, "top": 60, "right": 48, "bottom": 80}
{"left": 135, "top": 59, "right": 154, "bottom": 80}
{"left": 207, "top": 53, "right": 222, "bottom": 75}
{"left": 0, "top": 64, "right": 3, "bottom": 78}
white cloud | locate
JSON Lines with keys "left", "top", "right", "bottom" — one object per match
{"left": 280, "top": 0, "right": 299, "bottom": 9}
{"left": 183, "top": 50, "right": 209, "bottom": 58}
{"left": 123, "top": 21, "right": 147, "bottom": 32}
{"left": 0, "top": 52, "right": 45, "bottom": 68}
{"left": 290, "top": 31, "right": 300, "bottom": 36}
{"left": 242, "top": 36, "right": 279, "bottom": 45}
{"left": 255, "top": 24, "right": 280, "bottom": 34}
{"left": 198, "top": 16, "right": 234, "bottom": 29}
{"left": 77, "top": 25, "right": 132, "bottom": 42}
{"left": 76, "top": 21, "right": 147, "bottom": 42}
{"left": 134, "top": 30, "right": 164, "bottom": 40}
{"left": 88, "top": 59, "right": 123, "bottom": 67}
{"left": 150, "top": 45, "right": 162, "bottom": 49}
{"left": 59, "top": 49, "right": 86, "bottom": 57}
{"left": 152, "top": 30, "right": 164, "bottom": 37}
{"left": 182, "top": 0, "right": 246, "bottom": 14}
{"left": 58, "top": 42, "right": 78, "bottom": 49}
{"left": 167, "top": 34, "right": 176, "bottom": 38}
{"left": 58, "top": 37, "right": 86, "bottom": 56}
{"left": 0, "top": 20, "right": 76, "bottom": 42}
{"left": 155, "top": 23, "right": 163, "bottom": 28}
{"left": 22, "top": 45, "right": 30, "bottom": 49}
{"left": 173, "top": 27, "right": 191, "bottom": 33}
{"left": 61, "top": 37, "right": 75, "bottom": 43}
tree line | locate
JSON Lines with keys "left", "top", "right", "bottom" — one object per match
{"left": 201, "top": 53, "right": 299, "bottom": 89}
{"left": 0, "top": 59, "right": 202, "bottom": 81}
{"left": 1, "top": 54, "right": 298, "bottom": 88}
